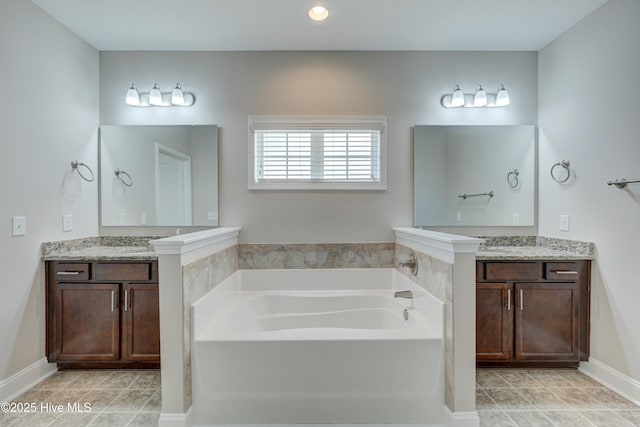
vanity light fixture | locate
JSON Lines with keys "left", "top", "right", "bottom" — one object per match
{"left": 441, "top": 84, "right": 510, "bottom": 108}
{"left": 148, "top": 83, "right": 163, "bottom": 106}
{"left": 308, "top": 5, "right": 329, "bottom": 21}
{"left": 124, "top": 83, "right": 196, "bottom": 107}
{"left": 495, "top": 84, "right": 510, "bottom": 107}
{"left": 171, "top": 83, "right": 185, "bottom": 106}
{"left": 125, "top": 84, "right": 140, "bottom": 106}
{"left": 473, "top": 85, "right": 488, "bottom": 107}
{"left": 450, "top": 85, "right": 465, "bottom": 107}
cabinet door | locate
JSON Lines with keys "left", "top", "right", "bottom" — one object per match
{"left": 476, "top": 283, "right": 513, "bottom": 360}
{"left": 515, "top": 283, "right": 579, "bottom": 361}
{"left": 55, "top": 283, "right": 120, "bottom": 361}
{"left": 122, "top": 283, "right": 160, "bottom": 362}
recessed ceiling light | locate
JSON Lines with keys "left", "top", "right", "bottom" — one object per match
{"left": 308, "top": 5, "right": 329, "bottom": 21}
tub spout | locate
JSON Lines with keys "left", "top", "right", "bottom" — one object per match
{"left": 394, "top": 290, "right": 413, "bottom": 299}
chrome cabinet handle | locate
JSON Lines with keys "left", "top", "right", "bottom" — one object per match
{"left": 552, "top": 270, "right": 578, "bottom": 275}
{"left": 520, "top": 289, "right": 524, "bottom": 311}
{"left": 111, "top": 290, "right": 115, "bottom": 312}
{"left": 507, "top": 289, "right": 511, "bottom": 311}
{"left": 57, "top": 271, "right": 81, "bottom": 275}
{"left": 124, "top": 290, "right": 129, "bottom": 312}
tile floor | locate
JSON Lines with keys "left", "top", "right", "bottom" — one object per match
{"left": 0, "top": 370, "right": 160, "bottom": 427}
{"left": 2, "top": 368, "right": 639, "bottom": 426}
{"left": 477, "top": 369, "right": 640, "bottom": 427}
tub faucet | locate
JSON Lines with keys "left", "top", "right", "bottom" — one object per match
{"left": 399, "top": 251, "right": 418, "bottom": 276}
{"left": 394, "top": 290, "right": 413, "bottom": 299}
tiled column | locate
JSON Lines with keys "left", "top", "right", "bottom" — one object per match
{"left": 151, "top": 227, "right": 240, "bottom": 427}
{"left": 393, "top": 227, "right": 482, "bottom": 427}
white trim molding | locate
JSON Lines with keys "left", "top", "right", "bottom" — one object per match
{"left": 151, "top": 227, "right": 240, "bottom": 265}
{"left": 159, "top": 407, "right": 194, "bottom": 427}
{"left": 580, "top": 358, "right": 640, "bottom": 406}
{"left": 444, "top": 405, "right": 480, "bottom": 427}
{"left": 0, "top": 358, "right": 57, "bottom": 403}
{"left": 393, "top": 227, "right": 483, "bottom": 263}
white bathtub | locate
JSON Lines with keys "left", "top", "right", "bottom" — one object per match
{"left": 192, "top": 268, "right": 444, "bottom": 426}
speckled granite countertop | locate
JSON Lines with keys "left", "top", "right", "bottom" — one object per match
{"left": 41, "top": 236, "right": 166, "bottom": 261}
{"left": 475, "top": 236, "right": 594, "bottom": 260}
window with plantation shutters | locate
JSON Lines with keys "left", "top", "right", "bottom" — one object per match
{"left": 248, "top": 116, "right": 387, "bottom": 190}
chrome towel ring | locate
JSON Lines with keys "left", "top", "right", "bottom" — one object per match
{"left": 71, "top": 160, "right": 94, "bottom": 182}
{"left": 115, "top": 169, "right": 133, "bottom": 187}
{"left": 551, "top": 160, "right": 571, "bottom": 183}
{"left": 507, "top": 169, "right": 519, "bottom": 188}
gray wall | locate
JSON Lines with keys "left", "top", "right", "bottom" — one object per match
{"left": 99, "top": 51, "right": 538, "bottom": 243}
{"left": 539, "top": 0, "right": 640, "bottom": 383}
{"left": 0, "top": 1, "right": 99, "bottom": 382}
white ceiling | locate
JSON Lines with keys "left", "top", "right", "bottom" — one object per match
{"left": 32, "top": 0, "right": 608, "bottom": 51}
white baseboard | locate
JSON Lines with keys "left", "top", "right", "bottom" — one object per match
{"left": 444, "top": 405, "right": 479, "bottom": 427}
{"left": 0, "top": 358, "right": 57, "bottom": 403}
{"left": 580, "top": 358, "right": 640, "bottom": 406}
{"left": 159, "top": 407, "right": 194, "bottom": 427}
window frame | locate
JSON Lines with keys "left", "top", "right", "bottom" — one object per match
{"left": 248, "top": 116, "right": 388, "bottom": 191}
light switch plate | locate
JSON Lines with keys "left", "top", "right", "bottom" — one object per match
{"left": 560, "top": 214, "right": 570, "bottom": 232}
{"left": 62, "top": 214, "right": 73, "bottom": 232}
{"left": 12, "top": 216, "right": 26, "bottom": 236}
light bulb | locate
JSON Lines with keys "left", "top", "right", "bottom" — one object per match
{"left": 149, "top": 83, "right": 163, "bottom": 106}
{"left": 473, "top": 85, "right": 488, "bottom": 107}
{"left": 451, "top": 85, "right": 465, "bottom": 107}
{"left": 308, "top": 5, "right": 329, "bottom": 21}
{"left": 125, "top": 84, "right": 140, "bottom": 106}
{"left": 496, "top": 84, "right": 510, "bottom": 107}
{"left": 171, "top": 83, "right": 185, "bottom": 105}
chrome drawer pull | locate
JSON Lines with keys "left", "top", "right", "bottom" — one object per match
{"left": 124, "top": 290, "right": 129, "bottom": 312}
{"left": 507, "top": 289, "right": 511, "bottom": 311}
{"left": 552, "top": 270, "right": 578, "bottom": 275}
{"left": 520, "top": 289, "right": 524, "bottom": 311}
{"left": 57, "top": 271, "right": 81, "bottom": 275}
{"left": 111, "top": 290, "right": 115, "bottom": 312}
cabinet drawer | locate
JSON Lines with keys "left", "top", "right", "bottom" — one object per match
{"left": 54, "top": 263, "right": 90, "bottom": 281}
{"left": 545, "top": 262, "right": 581, "bottom": 280}
{"left": 95, "top": 263, "right": 152, "bottom": 281}
{"left": 484, "top": 262, "right": 539, "bottom": 281}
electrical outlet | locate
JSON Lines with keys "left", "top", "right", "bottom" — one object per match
{"left": 140, "top": 212, "right": 147, "bottom": 225}
{"left": 512, "top": 213, "right": 520, "bottom": 225}
{"left": 62, "top": 214, "right": 73, "bottom": 232}
{"left": 456, "top": 211, "right": 462, "bottom": 222}
{"left": 12, "top": 216, "right": 26, "bottom": 236}
{"left": 560, "top": 214, "right": 570, "bottom": 232}
{"left": 119, "top": 213, "right": 126, "bottom": 225}
{"left": 207, "top": 211, "right": 218, "bottom": 221}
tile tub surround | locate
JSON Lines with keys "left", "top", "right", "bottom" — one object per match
{"left": 476, "top": 235, "right": 594, "bottom": 260}
{"left": 181, "top": 245, "right": 238, "bottom": 409}
{"left": 238, "top": 242, "right": 395, "bottom": 269}
{"left": 41, "top": 236, "right": 165, "bottom": 260}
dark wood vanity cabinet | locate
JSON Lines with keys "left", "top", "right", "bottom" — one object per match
{"left": 476, "top": 260, "right": 590, "bottom": 368}
{"left": 46, "top": 260, "right": 160, "bottom": 369}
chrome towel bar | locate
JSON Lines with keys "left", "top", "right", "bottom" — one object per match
{"left": 607, "top": 178, "right": 640, "bottom": 189}
{"left": 458, "top": 191, "right": 494, "bottom": 200}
